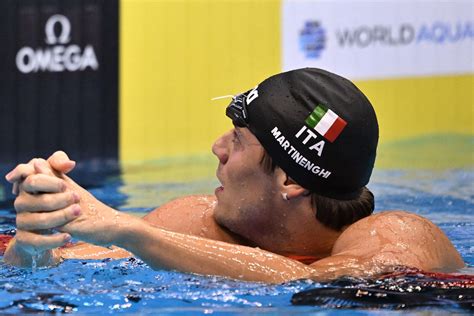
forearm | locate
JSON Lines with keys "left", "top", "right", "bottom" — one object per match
{"left": 3, "top": 238, "right": 61, "bottom": 268}
{"left": 115, "top": 218, "right": 316, "bottom": 283}
{"left": 60, "top": 242, "right": 132, "bottom": 260}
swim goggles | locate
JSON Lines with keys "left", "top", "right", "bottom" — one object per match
{"left": 225, "top": 91, "right": 251, "bottom": 128}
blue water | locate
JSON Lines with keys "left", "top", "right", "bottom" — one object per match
{"left": 0, "top": 162, "right": 472, "bottom": 314}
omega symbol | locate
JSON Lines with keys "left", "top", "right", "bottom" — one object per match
{"left": 45, "top": 15, "right": 71, "bottom": 45}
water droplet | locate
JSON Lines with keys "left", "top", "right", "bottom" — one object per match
{"left": 31, "top": 254, "right": 38, "bottom": 272}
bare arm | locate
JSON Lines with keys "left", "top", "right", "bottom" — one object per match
{"left": 110, "top": 215, "right": 316, "bottom": 283}
{"left": 58, "top": 195, "right": 239, "bottom": 260}
{"left": 58, "top": 210, "right": 464, "bottom": 282}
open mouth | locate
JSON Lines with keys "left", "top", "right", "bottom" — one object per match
{"left": 215, "top": 175, "right": 224, "bottom": 195}
{"left": 215, "top": 186, "right": 224, "bottom": 195}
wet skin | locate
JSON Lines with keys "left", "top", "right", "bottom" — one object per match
{"left": 3, "top": 131, "right": 465, "bottom": 283}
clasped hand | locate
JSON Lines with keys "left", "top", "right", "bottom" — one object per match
{"left": 5, "top": 151, "right": 122, "bottom": 258}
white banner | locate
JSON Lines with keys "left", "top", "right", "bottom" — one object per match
{"left": 283, "top": 0, "right": 474, "bottom": 80}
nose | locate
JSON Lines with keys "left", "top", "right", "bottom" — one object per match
{"left": 212, "top": 130, "right": 231, "bottom": 164}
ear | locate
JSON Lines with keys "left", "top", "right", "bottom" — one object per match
{"left": 274, "top": 168, "right": 310, "bottom": 200}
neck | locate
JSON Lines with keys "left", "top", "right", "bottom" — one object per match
{"left": 247, "top": 199, "right": 343, "bottom": 259}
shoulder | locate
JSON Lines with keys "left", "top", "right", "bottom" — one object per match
{"left": 335, "top": 211, "right": 432, "bottom": 247}
{"left": 332, "top": 210, "right": 464, "bottom": 272}
{"left": 143, "top": 195, "right": 244, "bottom": 244}
{"left": 143, "top": 194, "right": 216, "bottom": 230}
{"left": 144, "top": 194, "right": 217, "bottom": 221}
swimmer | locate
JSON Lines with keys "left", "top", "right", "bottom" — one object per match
{"left": 3, "top": 68, "right": 464, "bottom": 283}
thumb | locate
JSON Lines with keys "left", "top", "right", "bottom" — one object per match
{"left": 47, "top": 151, "right": 76, "bottom": 174}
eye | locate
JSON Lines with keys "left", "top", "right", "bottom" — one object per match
{"left": 232, "top": 129, "right": 242, "bottom": 145}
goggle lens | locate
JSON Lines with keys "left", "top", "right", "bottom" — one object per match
{"left": 225, "top": 92, "right": 249, "bottom": 127}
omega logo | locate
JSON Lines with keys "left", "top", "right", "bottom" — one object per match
{"left": 16, "top": 14, "right": 99, "bottom": 74}
{"left": 45, "top": 14, "right": 71, "bottom": 45}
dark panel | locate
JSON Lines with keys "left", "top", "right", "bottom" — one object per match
{"left": 0, "top": 0, "right": 119, "bottom": 166}
{"left": 16, "top": 0, "right": 40, "bottom": 162}
{"left": 59, "top": 1, "right": 83, "bottom": 160}
{"left": 80, "top": 0, "right": 103, "bottom": 160}
{"left": 101, "top": 0, "right": 119, "bottom": 160}
{"left": 0, "top": 0, "right": 17, "bottom": 163}
{"left": 37, "top": 0, "right": 61, "bottom": 159}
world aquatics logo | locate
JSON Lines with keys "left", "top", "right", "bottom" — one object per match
{"left": 299, "top": 21, "right": 326, "bottom": 59}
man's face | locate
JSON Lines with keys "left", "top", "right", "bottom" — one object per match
{"left": 212, "top": 127, "right": 279, "bottom": 238}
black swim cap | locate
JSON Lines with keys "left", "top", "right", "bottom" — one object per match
{"left": 226, "top": 68, "right": 378, "bottom": 200}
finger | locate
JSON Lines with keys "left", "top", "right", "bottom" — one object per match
{"left": 16, "top": 204, "right": 81, "bottom": 230}
{"left": 48, "top": 151, "right": 76, "bottom": 174}
{"left": 14, "top": 191, "right": 80, "bottom": 213}
{"left": 15, "top": 230, "right": 71, "bottom": 253}
{"left": 12, "top": 182, "right": 19, "bottom": 195}
{"left": 22, "top": 174, "right": 66, "bottom": 194}
{"left": 5, "top": 163, "right": 35, "bottom": 183}
{"left": 34, "top": 159, "right": 55, "bottom": 176}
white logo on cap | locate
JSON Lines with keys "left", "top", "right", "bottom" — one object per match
{"left": 246, "top": 85, "right": 259, "bottom": 105}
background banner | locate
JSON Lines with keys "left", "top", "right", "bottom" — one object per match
{"left": 283, "top": 0, "right": 473, "bottom": 79}
{"left": 0, "top": 0, "right": 119, "bottom": 165}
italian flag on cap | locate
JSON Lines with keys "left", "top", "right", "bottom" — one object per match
{"left": 305, "top": 104, "right": 347, "bottom": 143}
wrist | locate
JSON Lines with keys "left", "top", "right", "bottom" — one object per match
{"left": 3, "top": 239, "right": 28, "bottom": 266}
{"left": 111, "top": 213, "right": 144, "bottom": 250}
{"left": 3, "top": 238, "right": 61, "bottom": 268}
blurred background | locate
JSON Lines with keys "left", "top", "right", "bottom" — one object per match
{"left": 0, "top": 0, "right": 472, "bottom": 195}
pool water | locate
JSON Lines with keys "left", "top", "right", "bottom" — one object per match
{"left": 0, "top": 153, "right": 472, "bottom": 314}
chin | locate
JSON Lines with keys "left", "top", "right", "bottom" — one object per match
{"left": 213, "top": 203, "right": 238, "bottom": 231}
{"left": 213, "top": 203, "right": 227, "bottom": 225}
